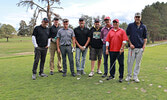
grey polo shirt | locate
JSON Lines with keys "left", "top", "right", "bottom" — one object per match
{"left": 57, "top": 28, "right": 75, "bottom": 46}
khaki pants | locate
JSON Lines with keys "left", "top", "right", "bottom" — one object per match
{"left": 49, "top": 42, "right": 62, "bottom": 71}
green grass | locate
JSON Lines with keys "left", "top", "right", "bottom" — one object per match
{"left": 0, "top": 37, "right": 167, "bottom": 100}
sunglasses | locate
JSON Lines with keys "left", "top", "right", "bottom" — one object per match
{"left": 135, "top": 16, "right": 140, "bottom": 18}
{"left": 113, "top": 21, "right": 118, "bottom": 23}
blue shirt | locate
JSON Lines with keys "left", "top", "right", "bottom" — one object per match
{"left": 126, "top": 22, "right": 147, "bottom": 48}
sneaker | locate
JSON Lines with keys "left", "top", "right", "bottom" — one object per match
{"left": 97, "top": 70, "right": 102, "bottom": 74}
{"left": 39, "top": 73, "right": 48, "bottom": 77}
{"left": 106, "top": 76, "right": 115, "bottom": 80}
{"left": 89, "top": 71, "right": 94, "bottom": 77}
{"left": 71, "top": 73, "right": 76, "bottom": 77}
{"left": 102, "top": 73, "right": 107, "bottom": 78}
{"left": 81, "top": 70, "right": 86, "bottom": 75}
{"left": 133, "top": 78, "right": 140, "bottom": 83}
{"left": 77, "top": 70, "right": 81, "bottom": 76}
{"left": 62, "top": 73, "right": 66, "bottom": 77}
{"left": 50, "top": 71, "right": 54, "bottom": 75}
{"left": 119, "top": 78, "right": 123, "bottom": 83}
{"left": 32, "top": 74, "right": 36, "bottom": 80}
{"left": 125, "top": 76, "right": 131, "bottom": 82}
{"left": 58, "top": 70, "right": 63, "bottom": 73}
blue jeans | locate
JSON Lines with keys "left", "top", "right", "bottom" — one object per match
{"left": 75, "top": 48, "right": 88, "bottom": 71}
{"left": 103, "top": 45, "right": 109, "bottom": 74}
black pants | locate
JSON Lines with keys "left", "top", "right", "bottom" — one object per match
{"left": 109, "top": 52, "right": 124, "bottom": 79}
{"left": 32, "top": 47, "right": 48, "bottom": 74}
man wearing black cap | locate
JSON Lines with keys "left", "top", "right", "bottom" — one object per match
{"left": 49, "top": 17, "right": 62, "bottom": 75}
{"left": 74, "top": 18, "right": 90, "bottom": 75}
{"left": 57, "top": 18, "right": 76, "bottom": 77}
{"left": 88, "top": 19, "right": 103, "bottom": 77}
{"left": 32, "top": 18, "right": 50, "bottom": 80}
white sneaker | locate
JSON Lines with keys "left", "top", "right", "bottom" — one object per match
{"left": 97, "top": 70, "right": 102, "bottom": 74}
{"left": 89, "top": 71, "right": 94, "bottom": 77}
{"left": 125, "top": 76, "right": 131, "bottom": 81}
{"left": 133, "top": 78, "right": 140, "bottom": 83}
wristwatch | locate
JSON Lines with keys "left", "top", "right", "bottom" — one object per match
{"left": 83, "top": 46, "right": 86, "bottom": 49}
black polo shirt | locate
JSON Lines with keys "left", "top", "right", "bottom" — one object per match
{"left": 49, "top": 25, "right": 60, "bottom": 38}
{"left": 74, "top": 26, "right": 90, "bottom": 48}
{"left": 90, "top": 26, "right": 103, "bottom": 49}
{"left": 32, "top": 25, "right": 49, "bottom": 47}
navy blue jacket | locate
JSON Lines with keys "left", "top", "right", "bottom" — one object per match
{"left": 126, "top": 22, "right": 147, "bottom": 48}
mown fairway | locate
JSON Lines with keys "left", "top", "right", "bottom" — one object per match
{"left": 0, "top": 37, "right": 167, "bottom": 100}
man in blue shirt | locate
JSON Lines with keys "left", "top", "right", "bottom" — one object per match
{"left": 125, "top": 13, "right": 147, "bottom": 83}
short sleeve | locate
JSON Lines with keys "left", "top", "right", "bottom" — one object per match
{"left": 71, "top": 29, "right": 75, "bottom": 37}
{"left": 32, "top": 26, "right": 38, "bottom": 36}
{"left": 100, "top": 28, "right": 104, "bottom": 39}
{"left": 56, "top": 29, "right": 61, "bottom": 38}
{"left": 122, "top": 30, "right": 128, "bottom": 41}
{"left": 105, "top": 31, "right": 111, "bottom": 42}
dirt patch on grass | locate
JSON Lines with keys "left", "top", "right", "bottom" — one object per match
{"left": 13, "top": 52, "right": 33, "bottom": 56}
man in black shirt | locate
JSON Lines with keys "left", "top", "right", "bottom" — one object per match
{"left": 49, "top": 17, "right": 62, "bottom": 75}
{"left": 32, "top": 18, "right": 50, "bottom": 80}
{"left": 88, "top": 19, "right": 103, "bottom": 77}
{"left": 74, "top": 18, "right": 90, "bottom": 75}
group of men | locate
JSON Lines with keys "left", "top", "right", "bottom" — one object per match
{"left": 31, "top": 12, "right": 147, "bottom": 83}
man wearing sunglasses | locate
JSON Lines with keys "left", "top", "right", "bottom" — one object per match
{"left": 32, "top": 18, "right": 50, "bottom": 80}
{"left": 125, "top": 13, "right": 147, "bottom": 83}
{"left": 56, "top": 19, "right": 76, "bottom": 77}
{"left": 105, "top": 19, "right": 128, "bottom": 82}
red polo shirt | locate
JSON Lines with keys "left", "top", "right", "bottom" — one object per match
{"left": 106, "top": 28, "right": 128, "bottom": 52}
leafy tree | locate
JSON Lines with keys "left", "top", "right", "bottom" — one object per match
{"left": 119, "top": 22, "right": 128, "bottom": 30}
{"left": 0, "top": 24, "right": 16, "bottom": 42}
{"left": 18, "top": 20, "right": 29, "bottom": 36}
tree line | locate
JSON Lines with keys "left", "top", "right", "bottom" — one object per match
{"left": 0, "top": 0, "right": 167, "bottom": 43}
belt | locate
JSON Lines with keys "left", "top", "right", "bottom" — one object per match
{"left": 61, "top": 44, "right": 70, "bottom": 46}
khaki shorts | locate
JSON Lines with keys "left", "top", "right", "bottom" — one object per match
{"left": 89, "top": 47, "right": 103, "bottom": 61}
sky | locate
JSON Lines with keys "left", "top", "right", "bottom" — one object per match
{"left": 0, "top": 0, "right": 167, "bottom": 30}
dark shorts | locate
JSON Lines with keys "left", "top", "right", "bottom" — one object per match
{"left": 89, "top": 47, "right": 103, "bottom": 61}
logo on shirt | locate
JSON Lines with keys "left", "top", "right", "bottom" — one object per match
{"left": 93, "top": 32, "right": 101, "bottom": 39}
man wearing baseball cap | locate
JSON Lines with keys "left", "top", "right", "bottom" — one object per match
{"left": 74, "top": 18, "right": 90, "bottom": 75}
{"left": 49, "top": 17, "right": 62, "bottom": 75}
{"left": 125, "top": 12, "right": 147, "bottom": 83}
{"left": 56, "top": 18, "right": 76, "bottom": 77}
{"left": 32, "top": 18, "right": 50, "bottom": 80}
{"left": 100, "top": 16, "right": 113, "bottom": 78}
{"left": 105, "top": 19, "right": 128, "bottom": 82}
{"left": 88, "top": 19, "right": 103, "bottom": 77}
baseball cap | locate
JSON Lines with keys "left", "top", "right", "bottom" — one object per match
{"left": 53, "top": 17, "right": 59, "bottom": 20}
{"left": 104, "top": 16, "right": 110, "bottom": 20}
{"left": 79, "top": 18, "right": 84, "bottom": 21}
{"left": 42, "top": 18, "right": 49, "bottom": 23}
{"left": 63, "top": 18, "right": 69, "bottom": 22}
{"left": 94, "top": 19, "right": 100, "bottom": 23}
{"left": 135, "top": 12, "right": 141, "bottom": 17}
{"left": 113, "top": 19, "right": 119, "bottom": 23}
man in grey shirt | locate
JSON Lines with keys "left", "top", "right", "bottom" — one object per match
{"left": 57, "top": 18, "right": 76, "bottom": 77}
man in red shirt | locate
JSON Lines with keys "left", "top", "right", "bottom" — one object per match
{"left": 105, "top": 19, "right": 128, "bottom": 82}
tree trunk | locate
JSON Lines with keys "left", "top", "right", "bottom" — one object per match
{"left": 6, "top": 37, "right": 9, "bottom": 42}
{"left": 47, "top": 1, "right": 52, "bottom": 27}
